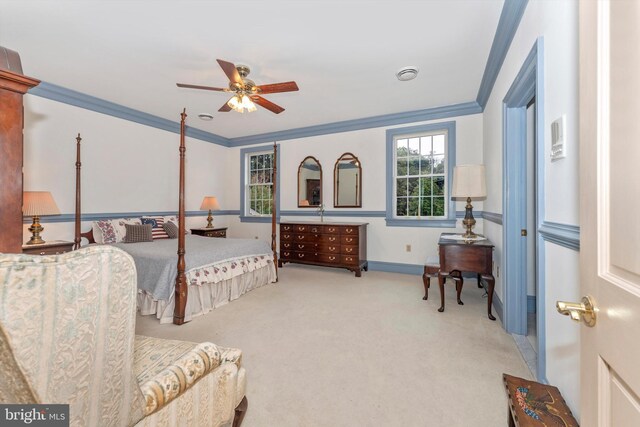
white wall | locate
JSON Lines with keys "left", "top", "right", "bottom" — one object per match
{"left": 482, "top": 0, "right": 580, "bottom": 415}
{"left": 227, "top": 114, "right": 483, "bottom": 266}
{"left": 22, "top": 95, "right": 230, "bottom": 242}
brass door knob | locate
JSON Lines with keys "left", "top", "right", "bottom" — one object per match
{"left": 556, "top": 296, "right": 596, "bottom": 327}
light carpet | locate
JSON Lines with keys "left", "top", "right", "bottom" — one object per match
{"left": 136, "top": 264, "right": 532, "bottom": 427}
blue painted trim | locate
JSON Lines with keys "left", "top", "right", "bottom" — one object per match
{"left": 28, "top": 82, "right": 231, "bottom": 147}
{"left": 280, "top": 210, "right": 385, "bottom": 218}
{"left": 239, "top": 144, "right": 281, "bottom": 223}
{"left": 476, "top": 0, "right": 529, "bottom": 108}
{"left": 231, "top": 102, "right": 481, "bottom": 146}
{"left": 493, "top": 293, "right": 504, "bottom": 324}
{"left": 367, "top": 261, "right": 423, "bottom": 276}
{"left": 502, "top": 38, "right": 546, "bottom": 382}
{"left": 385, "top": 218, "right": 457, "bottom": 228}
{"left": 385, "top": 121, "right": 457, "bottom": 227}
{"left": 482, "top": 211, "right": 503, "bottom": 225}
{"left": 26, "top": 210, "right": 241, "bottom": 224}
{"left": 539, "top": 221, "right": 580, "bottom": 251}
{"left": 527, "top": 295, "right": 536, "bottom": 313}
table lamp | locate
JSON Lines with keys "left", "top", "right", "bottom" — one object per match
{"left": 200, "top": 196, "right": 220, "bottom": 228}
{"left": 299, "top": 199, "right": 310, "bottom": 207}
{"left": 23, "top": 191, "right": 61, "bottom": 245}
{"left": 451, "top": 165, "right": 486, "bottom": 239}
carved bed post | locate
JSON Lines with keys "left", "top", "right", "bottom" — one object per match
{"left": 174, "top": 109, "right": 188, "bottom": 325}
{"left": 272, "top": 142, "right": 278, "bottom": 281}
{"left": 74, "top": 133, "right": 82, "bottom": 250}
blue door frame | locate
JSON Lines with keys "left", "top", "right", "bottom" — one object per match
{"left": 502, "top": 38, "right": 547, "bottom": 382}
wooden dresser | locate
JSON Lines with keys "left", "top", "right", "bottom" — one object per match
{"left": 278, "top": 221, "right": 368, "bottom": 277}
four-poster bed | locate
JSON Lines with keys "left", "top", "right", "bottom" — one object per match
{"left": 75, "top": 109, "right": 279, "bottom": 325}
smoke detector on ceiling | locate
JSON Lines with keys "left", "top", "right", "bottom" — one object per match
{"left": 396, "top": 66, "right": 419, "bottom": 81}
{"left": 198, "top": 113, "right": 214, "bottom": 121}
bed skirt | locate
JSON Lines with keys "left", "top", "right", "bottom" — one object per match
{"left": 137, "top": 262, "right": 277, "bottom": 324}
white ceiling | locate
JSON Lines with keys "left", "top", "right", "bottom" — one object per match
{"left": 0, "top": 0, "right": 504, "bottom": 139}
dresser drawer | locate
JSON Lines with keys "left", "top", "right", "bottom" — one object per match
{"left": 318, "top": 253, "right": 340, "bottom": 264}
{"left": 319, "top": 234, "right": 340, "bottom": 244}
{"left": 323, "top": 225, "right": 341, "bottom": 235}
{"left": 343, "top": 226, "right": 359, "bottom": 235}
{"left": 292, "top": 242, "right": 317, "bottom": 252}
{"left": 281, "top": 241, "right": 294, "bottom": 251}
{"left": 281, "top": 250, "right": 293, "bottom": 260}
{"left": 281, "top": 224, "right": 295, "bottom": 232}
{"left": 293, "top": 233, "right": 319, "bottom": 242}
{"left": 341, "top": 245, "right": 358, "bottom": 255}
{"left": 318, "top": 243, "right": 341, "bottom": 254}
{"left": 294, "top": 224, "right": 321, "bottom": 233}
{"left": 341, "top": 235, "right": 358, "bottom": 245}
{"left": 281, "top": 232, "right": 294, "bottom": 241}
{"left": 342, "top": 255, "right": 359, "bottom": 265}
{"left": 292, "top": 251, "right": 318, "bottom": 262}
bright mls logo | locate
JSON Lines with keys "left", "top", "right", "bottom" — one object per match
{"left": 0, "top": 405, "right": 69, "bottom": 426}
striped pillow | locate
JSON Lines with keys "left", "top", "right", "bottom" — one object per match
{"left": 141, "top": 216, "right": 169, "bottom": 240}
{"left": 163, "top": 221, "right": 179, "bottom": 239}
{"left": 123, "top": 223, "right": 153, "bottom": 243}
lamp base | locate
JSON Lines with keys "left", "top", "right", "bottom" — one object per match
{"left": 205, "top": 210, "right": 214, "bottom": 229}
{"left": 26, "top": 215, "right": 46, "bottom": 245}
{"left": 461, "top": 197, "right": 477, "bottom": 239}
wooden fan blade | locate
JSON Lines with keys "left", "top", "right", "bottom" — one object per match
{"left": 217, "top": 59, "right": 242, "bottom": 84}
{"left": 176, "top": 83, "right": 227, "bottom": 91}
{"left": 219, "top": 98, "right": 233, "bottom": 112}
{"left": 256, "top": 81, "right": 299, "bottom": 94}
{"left": 251, "top": 95, "right": 285, "bottom": 114}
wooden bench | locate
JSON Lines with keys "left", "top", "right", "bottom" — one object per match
{"left": 503, "top": 373, "right": 579, "bottom": 426}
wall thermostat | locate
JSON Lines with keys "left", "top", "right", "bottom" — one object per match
{"left": 551, "top": 115, "right": 566, "bottom": 161}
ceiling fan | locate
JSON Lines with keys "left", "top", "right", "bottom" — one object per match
{"left": 177, "top": 59, "right": 299, "bottom": 114}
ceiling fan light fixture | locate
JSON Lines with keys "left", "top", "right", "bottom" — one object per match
{"left": 242, "top": 95, "right": 257, "bottom": 112}
{"left": 396, "top": 66, "right": 419, "bottom": 81}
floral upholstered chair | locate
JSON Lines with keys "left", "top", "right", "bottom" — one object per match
{"left": 0, "top": 245, "right": 247, "bottom": 427}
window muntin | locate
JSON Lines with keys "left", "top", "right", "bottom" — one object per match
{"left": 394, "top": 131, "right": 447, "bottom": 218}
{"left": 246, "top": 152, "right": 273, "bottom": 216}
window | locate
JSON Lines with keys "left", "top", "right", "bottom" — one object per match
{"left": 240, "top": 144, "right": 280, "bottom": 222}
{"left": 247, "top": 152, "right": 273, "bottom": 216}
{"left": 385, "top": 122, "right": 456, "bottom": 227}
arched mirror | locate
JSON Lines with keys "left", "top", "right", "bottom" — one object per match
{"left": 298, "top": 156, "right": 322, "bottom": 207}
{"left": 334, "top": 152, "right": 362, "bottom": 208}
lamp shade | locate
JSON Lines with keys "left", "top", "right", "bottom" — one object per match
{"left": 200, "top": 196, "right": 221, "bottom": 211}
{"left": 23, "top": 191, "right": 60, "bottom": 216}
{"left": 451, "top": 165, "right": 487, "bottom": 198}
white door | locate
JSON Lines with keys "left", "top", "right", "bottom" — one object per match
{"left": 579, "top": 1, "right": 640, "bottom": 425}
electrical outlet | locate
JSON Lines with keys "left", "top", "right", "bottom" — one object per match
{"left": 405, "top": 244, "right": 411, "bottom": 252}
{"left": 496, "top": 266, "right": 500, "bottom": 278}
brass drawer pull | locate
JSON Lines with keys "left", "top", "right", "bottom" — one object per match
{"left": 329, "top": 237, "right": 336, "bottom": 242}
{"left": 346, "top": 228, "right": 353, "bottom": 233}
{"left": 328, "top": 227, "right": 336, "bottom": 232}
{"left": 297, "top": 235, "right": 305, "bottom": 240}
{"left": 329, "top": 256, "right": 336, "bottom": 261}
{"left": 346, "top": 238, "right": 353, "bottom": 243}
{"left": 329, "top": 247, "right": 336, "bottom": 252}
{"left": 297, "top": 244, "right": 305, "bottom": 249}
{"left": 346, "top": 248, "right": 353, "bottom": 253}
{"left": 298, "top": 253, "right": 305, "bottom": 258}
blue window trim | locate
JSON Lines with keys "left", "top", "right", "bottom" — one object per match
{"left": 239, "top": 144, "right": 281, "bottom": 223}
{"left": 385, "top": 121, "right": 457, "bottom": 227}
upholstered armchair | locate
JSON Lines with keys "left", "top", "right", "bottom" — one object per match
{"left": 0, "top": 246, "right": 247, "bottom": 427}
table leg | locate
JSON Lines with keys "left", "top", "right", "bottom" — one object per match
{"left": 437, "top": 272, "right": 446, "bottom": 312}
{"left": 422, "top": 271, "right": 430, "bottom": 300}
{"left": 483, "top": 274, "right": 496, "bottom": 321}
{"left": 477, "top": 273, "right": 483, "bottom": 288}
{"left": 452, "top": 270, "right": 464, "bottom": 305}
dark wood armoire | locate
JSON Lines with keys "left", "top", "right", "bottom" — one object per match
{"left": 0, "top": 47, "right": 40, "bottom": 253}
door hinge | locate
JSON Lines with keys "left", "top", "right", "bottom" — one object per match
{"left": 521, "top": 229, "right": 527, "bottom": 237}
